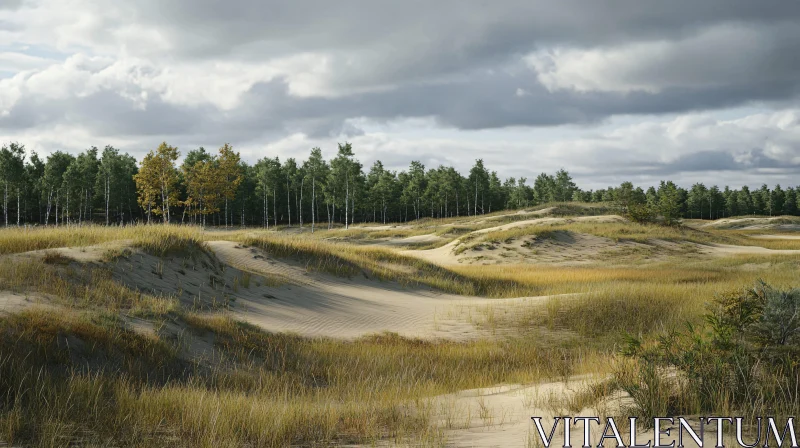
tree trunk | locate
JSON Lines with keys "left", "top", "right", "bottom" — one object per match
{"left": 105, "top": 176, "right": 110, "bottom": 226}
{"left": 287, "top": 178, "right": 291, "bottom": 227}
{"left": 474, "top": 181, "right": 478, "bottom": 216}
{"left": 299, "top": 178, "right": 304, "bottom": 228}
{"left": 344, "top": 175, "right": 349, "bottom": 230}
{"left": 45, "top": 188, "right": 52, "bottom": 225}
{"left": 311, "top": 177, "right": 315, "bottom": 233}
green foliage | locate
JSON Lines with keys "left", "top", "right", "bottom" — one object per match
{"left": 3, "top": 138, "right": 800, "bottom": 227}
{"left": 619, "top": 281, "right": 800, "bottom": 418}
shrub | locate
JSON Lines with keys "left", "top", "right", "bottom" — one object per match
{"left": 618, "top": 280, "right": 800, "bottom": 418}
{"left": 626, "top": 203, "right": 654, "bottom": 224}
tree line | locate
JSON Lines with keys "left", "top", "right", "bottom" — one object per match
{"left": 1, "top": 141, "right": 799, "bottom": 228}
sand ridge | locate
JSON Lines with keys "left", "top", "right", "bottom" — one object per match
{"left": 207, "top": 240, "right": 549, "bottom": 340}
{"left": 403, "top": 215, "right": 628, "bottom": 266}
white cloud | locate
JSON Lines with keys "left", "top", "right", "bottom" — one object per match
{"left": 1, "top": 0, "right": 800, "bottom": 189}
{"left": 526, "top": 23, "right": 799, "bottom": 93}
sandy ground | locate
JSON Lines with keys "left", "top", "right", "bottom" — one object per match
{"left": 372, "top": 233, "right": 446, "bottom": 247}
{"left": 13, "top": 239, "right": 132, "bottom": 263}
{"left": 3, "top": 239, "right": 546, "bottom": 341}
{"left": 705, "top": 243, "right": 800, "bottom": 256}
{"left": 353, "top": 224, "right": 413, "bottom": 231}
{"left": 207, "top": 241, "right": 546, "bottom": 340}
{"left": 402, "top": 214, "right": 800, "bottom": 266}
{"left": 435, "top": 377, "right": 613, "bottom": 447}
{"left": 425, "top": 375, "right": 722, "bottom": 448}
{"left": 458, "top": 231, "right": 674, "bottom": 266}
{"left": 404, "top": 215, "right": 628, "bottom": 266}
{"left": 0, "top": 291, "right": 50, "bottom": 315}
{"left": 471, "top": 207, "right": 556, "bottom": 224}
{"left": 700, "top": 216, "right": 800, "bottom": 230}
{"left": 749, "top": 234, "right": 800, "bottom": 240}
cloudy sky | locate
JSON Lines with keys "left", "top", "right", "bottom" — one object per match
{"left": 1, "top": 0, "right": 799, "bottom": 189}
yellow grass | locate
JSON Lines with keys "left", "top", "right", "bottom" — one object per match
{"left": 0, "top": 218, "right": 798, "bottom": 446}
{"left": 0, "top": 309, "right": 607, "bottom": 447}
{"left": 0, "top": 224, "right": 204, "bottom": 255}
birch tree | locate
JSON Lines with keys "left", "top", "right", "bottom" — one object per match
{"left": 0, "top": 143, "right": 25, "bottom": 226}
{"left": 217, "top": 144, "right": 243, "bottom": 228}
{"left": 134, "top": 142, "right": 180, "bottom": 223}
{"left": 302, "top": 147, "right": 326, "bottom": 233}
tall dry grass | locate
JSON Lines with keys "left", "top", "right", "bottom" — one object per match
{"left": 0, "top": 224, "right": 204, "bottom": 256}
{"left": 0, "top": 257, "right": 178, "bottom": 316}
{"left": 0, "top": 309, "right": 606, "bottom": 447}
{"left": 238, "top": 233, "right": 530, "bottom": 297}
{"left": 0, "top": 221, "right": 798, "bottom": 445}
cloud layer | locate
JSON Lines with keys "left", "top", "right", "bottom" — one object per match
{"left": 1, "top": 0, "right": 799, "bottom": 188}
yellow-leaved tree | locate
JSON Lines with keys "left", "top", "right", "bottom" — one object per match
{"left": 134, "top": 142, "right": 180, "bottom": 223}
{"left": 217, "top": 143, "right": 243, "bottom": 228}
{"left": 182, "top": 156, "right": 222, "bottom": 226}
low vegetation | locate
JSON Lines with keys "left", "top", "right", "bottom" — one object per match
{"left": 0, "top": 213, "right": 798, "bottom": 446}
{"left": 0, "top": 308, "right": 607, "bottom": 447}
{"left": 618, "top": 281, "right": 800, "bottom": 421}
{"left": 0, "top": 224, "right": 203, "bottom": 255}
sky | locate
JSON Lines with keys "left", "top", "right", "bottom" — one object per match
{"left": 1, "top": 0, "right": 799, "bottom": 190}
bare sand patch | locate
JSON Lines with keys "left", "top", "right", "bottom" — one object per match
{"left": 373, "top": 233, "right": 446, "bottom": 247}
{"left": 705, "top": 243, "right": 800, "bottom": 256}
{"left": 353, "top": 224, "right": 413, "bottom": 231}
{"left": 749, "top": 234, "right": 800, "bottom": 240}
{"left": 0, "top": 291, "right": 51, "bottom": 314}
{"left": 13, "top": 239, "right": 133, "bottom": 263}
{"left": 432, "top": 375, "right": 721, "bottom": 448}
{"left": 701, "top": 216, "right": 800, "bottom": 230}
{"left": 207, "top": 240, "right": 548, "bottom": 340}
{"left": 472, "top": 206, "right": 557, "bottom": 224}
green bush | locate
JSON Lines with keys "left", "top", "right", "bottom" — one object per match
{"left": 618, "top": 280, "right": 800, "bottom": 418}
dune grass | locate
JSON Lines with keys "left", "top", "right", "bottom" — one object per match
{"left": 0, "top": 224, "right": 204, "bottom": 256}
{"left": 0, "top": 308, "right": 608, "bottom": 447}
{"left": 457, "top": 219, "right": 800, "bottom": 254}
{"left": 0, "top": 219, "right": 799, "bottom": 445}
{"left": 0, "top": 257, "right": 179, "bottom": 316}
{"left": 238, "top": 233, "right": 532, "bottom": 297}
{"left": 463, "top": 254, "right": 800, "bottom": 350}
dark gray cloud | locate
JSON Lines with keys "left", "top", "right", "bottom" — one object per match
{"left": 2, "top": 0, "right": 800, "bottom": 188}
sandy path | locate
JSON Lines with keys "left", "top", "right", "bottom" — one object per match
{"left": 433, "top": 375, "right": 720, "bottom": 447}
{"left": 749, "top": 234, "right": 800, "bottom": 240}
{"left": 207, "top": 241, "right": 545, "bottom": 340}
{"left": 707, "top": 243, "right": 800, "bottom": 256}
{"left": 436, "top": 378, "right": 604, "bottom": 447}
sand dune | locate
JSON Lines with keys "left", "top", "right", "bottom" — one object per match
{"left": 701, "top": 216, "right": 800, "bottom": 230}
{"left": 207, "top": 240, "right": 545, "bottom": 340}
{"left": 405, "top": 215, "right": 627, "bottom": 265}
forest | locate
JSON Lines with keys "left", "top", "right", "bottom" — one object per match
{"left": 1, "top": 140, "right": 798, "bottom": 228}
